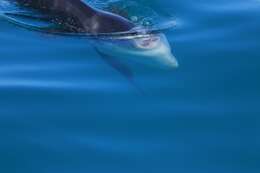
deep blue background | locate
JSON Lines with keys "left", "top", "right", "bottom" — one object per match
{"left": 0, "top": 0, "right": 259, "bottom": 172}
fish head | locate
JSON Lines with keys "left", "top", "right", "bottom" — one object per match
{"left": 94, "top": 33, "right": 178, "bottom": 69}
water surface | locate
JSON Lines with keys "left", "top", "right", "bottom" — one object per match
{"left": 0, "top": 0, "right": 259, "bottom": 173}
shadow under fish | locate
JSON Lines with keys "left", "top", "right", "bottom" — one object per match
{"left": 0, "top": 0, "right": 178, "bottom": 91}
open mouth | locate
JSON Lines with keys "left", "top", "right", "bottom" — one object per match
{"left": 134, "top": 34, "right": 161, "bottom": 49}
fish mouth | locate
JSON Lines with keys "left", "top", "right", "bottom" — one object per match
{"left": 133, "top": 34, "right": 161, "bottom": 49}
{"left": 132, "top": 34, "right": 179, "bottom": 68}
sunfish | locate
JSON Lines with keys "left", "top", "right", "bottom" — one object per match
{"left": 13, "top": 0, "right": 178, "bottom": 68}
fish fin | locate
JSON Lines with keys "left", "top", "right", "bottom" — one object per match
{"left": 95, "top": 48, "right": 145, "bottom": 94}
{"left": 95, "top": 47, "right": 134, "bottom": 79}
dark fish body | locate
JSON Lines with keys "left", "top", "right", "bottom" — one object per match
{"left": 15, "top": 0, "right": 135, "bottom": 33}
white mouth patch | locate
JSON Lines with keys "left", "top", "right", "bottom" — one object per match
{"left": 134, "top": 35, "right": 161, "bottom": 49}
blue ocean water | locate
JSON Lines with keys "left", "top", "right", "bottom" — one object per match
{"left": 0, "top": 0, "right": 259, "bottom": 173}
